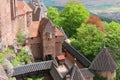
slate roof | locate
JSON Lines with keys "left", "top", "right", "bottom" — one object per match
{"left": 29, "top": 0, "right": 47, "bottom": 11}
{"left": 37, "top": 0, "right": 47, "bottom": 11}
{"left": 89, "top": 47, "right": 117, "bottom": 71}
{"left": 28, "top": 0, "right": 47, "bottom": 20}
{"left": 12, "top": 60, "right": 53, "bottom": 77}
{"left": 63, "top": 41, "right": 91, "bottom": 67}
{"left": 70, "top": 63, "right": 85, "bottom": 80}
{"left": 50, "top": 66, "right": 63, "bottom": 80}
{"left": 80, "top": 68, "right": 94, "bottom": 78}
{"left": 53, "top": 58, "right": 59, "bottom": 67}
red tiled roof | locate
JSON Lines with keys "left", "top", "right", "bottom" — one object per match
{"left": 57, "top": 54, "right": 65, "bottom": 60}
{"left": 29, "top": 18, "right": 64, "bottom": 38}
{"left": 55, "top": 27, "right": 64, "bottom": 37}
{"left": 29, "top": 21, "right": 40, "bottom": 37}
{"left": 17, "top": 1, "right": 32, "bottom": 16}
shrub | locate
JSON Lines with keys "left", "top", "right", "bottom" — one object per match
{"left": 17, "top": 29, "right": 25, "bottom": 46}
{"left": 0, "top": 53, "right": 5, "bottom": 64}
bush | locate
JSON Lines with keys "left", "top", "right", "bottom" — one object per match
{"left": 11, "top": 57, "right": 21, "bottom": 67}
{"left": 17, "top": 29, "right": 25, "bottom": 46}
{"left": 0, "top": 53, "right": 5, "bottom": 64}
{"left": 4, "top": 48, "right": 14, "bottom": 54}
{"left": 11, "top": 49, "right": 31, "bottom": 67}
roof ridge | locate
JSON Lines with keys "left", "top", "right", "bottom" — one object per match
{"left": 71, "top": 63, "right": 85, "bottom": 80}
{"left": 63, "top": 41, "right": 91, "bottom": 67}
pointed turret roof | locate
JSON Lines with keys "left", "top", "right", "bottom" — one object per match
{"left": 70, "top": 63, "right": 85, "bottom": 80}
{"left": 89, "top": 47, "right": 117, "bottom": 71}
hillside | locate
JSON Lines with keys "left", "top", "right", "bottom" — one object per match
{"left": 24, "top": 0, "right": 120, "bottom": 22}
{"left": 44, "top": 0, "right": 120, "bottom": 22}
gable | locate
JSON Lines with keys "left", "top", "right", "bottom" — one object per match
{"left": 43, "top": 19, "right": 55, "bottom": 34}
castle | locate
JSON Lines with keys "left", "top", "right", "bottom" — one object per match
{"left": 0, "top": 0, "right": 117, "bottom": 80}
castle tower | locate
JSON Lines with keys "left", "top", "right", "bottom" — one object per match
{"left": 38, "top": 18, "right": 56, "bottom": 60}
{"left": 89, "top": 47, "right": 117, "bottom": 80}
{"left": 28, "top": 0, "right": 47, "bottom": 21}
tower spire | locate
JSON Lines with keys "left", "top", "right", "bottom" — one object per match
{"left": 104, "top": 42, "right": 106, "bottom": 48}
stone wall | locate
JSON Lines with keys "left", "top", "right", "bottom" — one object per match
{"left": 0, "top": 0, "right": 19, "bottom": 52}
{"left": 27, "top": 12, "right": 32, "bottom": 27}
{"left": 85, "top": 77, "right": 93, "bottom": 80}
{"left": 55, "top": 36, "right": 64, "bottom": 56}
{"left": 0, "top": 0, "right": 13, "bottom": 48}
{"left": 17, "top": 14, "right": 26, "bottom": 30}
{"left": 98, "top": 71, "right": 116, "bottom": 80}
{"left": 65, "top": 51, "right": 84, "bottom": 69}
{"left": 42, "top": 21, "right": 55, "bottom": 60}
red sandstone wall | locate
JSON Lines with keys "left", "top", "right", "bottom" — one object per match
{"left": 65, "top": 51, "right": 84, "bottom": 68}
{"left": 42, "top": 21, "right": 55, "bottom": 59}
{"left": 98, "top": 71, "right": 116, "bottom": 80}
{"left": 85, "top": 77, "right": 93, "bottom": 80}
{"left": 17, "top": 15, "right": 26, "bottom": 30}
{"left": 0, "top": 0, "right": 14, "bottom": 47}
{"left": 27, "top": 12, "right": 32, "bottom": 27}
{"left": 27, "top": 37, "right": 40, "bottom": 45}
{"left": 31, "top": 43, "right": 41, "bottom": 59}
{"left": 55, "top": 42, "right": 62, "bottom": 56}
{"left": 55, "top": 36, "right": 64, "bottom": 56}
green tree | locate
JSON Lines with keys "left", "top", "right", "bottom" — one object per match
{"left": 104, "top": 21, "right": 120, "bottom": 48}
{"left": 71, "top": 23, "right": 105, "bottom": 60}
{"left": 60, "top": 2, "right": 90, "bottom": 37}
{"left": 47, "top": 7, "right": 60, "bottom": 26}
{"left": 103, "top": 21, "right": 120, "bottom": 80}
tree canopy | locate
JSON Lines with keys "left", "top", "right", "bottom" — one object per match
{"left": 60, "top": 2, "right": 90, "bottom": 37}
{"left": 71, "top": 23, "right": 105, "bottom": 60}
{"left": 103, "top": 21, "right": 120, "bottom": 80}
{"left": 104, "top": 21, "right": 120, "bottom": 48}
{"left": 47, "top": 7, "right": 60, "bottom": 26}
{"left": 47, "top": 1, "right": 90, "bottom": 37}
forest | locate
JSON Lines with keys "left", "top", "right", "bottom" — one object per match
{"left": 47, "top": 0, "right": 120, "bottom": 80}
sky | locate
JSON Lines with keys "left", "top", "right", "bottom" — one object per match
{"left": 43, "top": 0, "right": 120, "bottom": 12}
{"left": 43, "top": 0, "right": 120, "bottom": 6}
